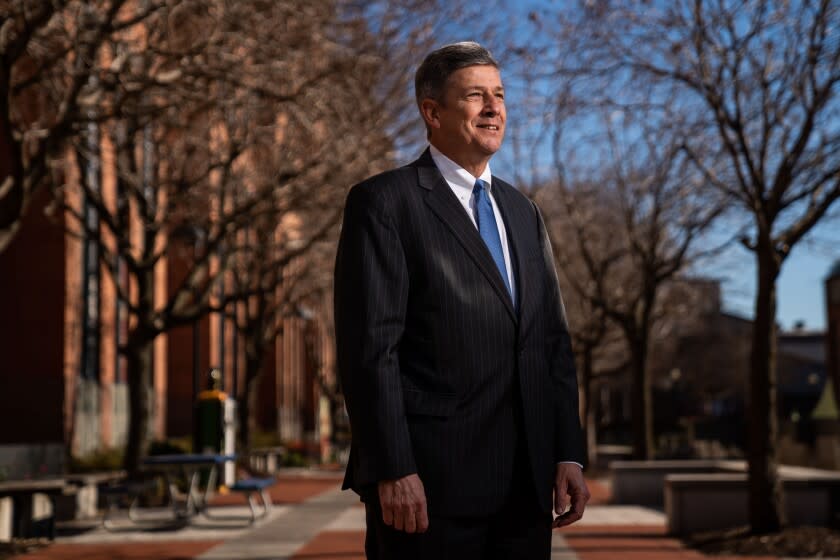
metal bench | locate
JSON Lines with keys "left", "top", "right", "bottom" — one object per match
{"left": 0, "top": 479, "right": 68, "bottom": 541}
{"left": 99, "top": 476, "right": 185, "bottom": 531}
{"left": 203, "top": 477, "right": 274, "bottom": 524}
{"left": 56, "top": 471, "right": 126, "bottom": 522}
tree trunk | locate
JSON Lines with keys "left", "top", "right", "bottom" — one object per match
{"left": 123, "top": 268, "right": 156, "bottom": 477}
{"left": 629, "top": 333, "right": 654, "bottom": 459}
{"left": 237, "top": 344, "right": 265, "bottom": 453}
{"left": 747, "top": 245, "right": 785, "bottom": 533}
{"left": 123, "top": 335, "right": 154, "bottom": 476}
{"left": 580, "top": 346, "right": 597, "bottom": 468}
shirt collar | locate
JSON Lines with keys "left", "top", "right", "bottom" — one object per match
{"left": 429, "top": 144, "right": 493, "bottom": 193}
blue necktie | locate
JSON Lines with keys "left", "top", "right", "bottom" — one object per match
{"left": 473, "top": 179, "right": 512, "bottom": 297}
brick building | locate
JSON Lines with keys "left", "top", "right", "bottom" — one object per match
{"left": 0, "top": 171, "right": 336, "bottom": 479}
{"left": 0, "top": 4, "right": 341, "bottom": 477}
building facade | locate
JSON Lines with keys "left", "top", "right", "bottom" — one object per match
{"left": 591, "top": 274, "right": 837, "bottom": 462}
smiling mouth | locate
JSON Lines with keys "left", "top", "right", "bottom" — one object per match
{"left": 477, "top": 125, "right": 500, "bottom": 131}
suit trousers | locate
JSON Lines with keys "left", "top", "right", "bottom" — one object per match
{"left": 363, "top": 445, "right": 552, "bottom": 560}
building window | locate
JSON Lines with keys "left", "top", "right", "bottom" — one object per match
{"left": 80, "top": 118, "right": 101, "bottom": 381}
{"left": 115, "top": 256, "right": 128, "bottom": 384}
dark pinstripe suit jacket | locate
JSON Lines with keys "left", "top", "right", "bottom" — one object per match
{"left": 334, "top": 149, "right": 583, "bottom": 517}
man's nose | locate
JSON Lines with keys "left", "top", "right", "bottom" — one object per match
{"left": 482, "top": 92, "right": 502, "bottom": 113}
{"left": 482, "top": 99, "right": 501, "bottom": 116}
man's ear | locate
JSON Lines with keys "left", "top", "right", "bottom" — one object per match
{"left": 420, "top": 99, "right": 441, "bottom": 130}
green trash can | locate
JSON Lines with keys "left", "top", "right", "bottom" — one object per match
{"left": 195, "top": 389, "right": 226, "bottom": 453}
{"left": 194, "top": 368, "right": 227, "bottom": 454}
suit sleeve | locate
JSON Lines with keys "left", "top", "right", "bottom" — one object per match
{"left": 533, "top": 201, "right": 586, "bottom": 465}
{"left": 334, "top": 184, "right": 416, "bottom": 486}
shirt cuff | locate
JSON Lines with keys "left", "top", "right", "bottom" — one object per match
{"left": 557, "top": 461, "right": 583, "bottom": 469}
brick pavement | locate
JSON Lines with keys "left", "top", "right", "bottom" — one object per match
{"left": 9, "top": 541, "right": 222, "bottom": 560}
{"left": 209, "top": 474, "right": 342, "bottom": 506}
{"left": 291, "top": 531, "right": 365, "bottom": 560}
{"left": 6, "top": 474, "right": 801, "bottom": 560}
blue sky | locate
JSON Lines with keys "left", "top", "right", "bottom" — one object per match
{"left": 772, "top": 250, "right": 836, "bottom": 331}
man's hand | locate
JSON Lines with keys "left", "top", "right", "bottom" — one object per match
{"left": 552, "top": 463, "right": 590, "bottom": 528}
{"left": 378, "top": 473, "right": 429, "bottom": 533}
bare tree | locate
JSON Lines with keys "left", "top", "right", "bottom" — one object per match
{"left": 532, "top": 183, "right": 621, "bottom": 467}
{"left": 541, "top": 0, "right": 840, "bottom": 533}
{"left": 47, "top": 0, "right": 400, "bottom": 474}
{"left": 222, "top": 0, "right": 466, "bottom": 451}
{"left": 0, "top": 0, "right": 170, "bottom": 253}
{"left": 565, "top": 292, "right": 614, "bottom": 468}
{"left": 534, "top": 111, "right": 722, "bottom": 460}
{"left": 229, "top": 224, "right": 334, "bottom": 449}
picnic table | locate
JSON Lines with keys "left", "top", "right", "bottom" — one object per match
{"left": 142, "top": 453, "right": 236, "bottom": 516}
{"left": 144, "top": 454, "right": 274, "bottom": 524}
{"left": 102, "top": 454, "right": 278, "bottom": 528}
{"left": 102, "top": 453, "right": 235, "bottom": 530}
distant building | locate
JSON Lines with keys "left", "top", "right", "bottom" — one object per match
{"left": 778, "top": 328, "right": 827, "bottom": 421}
{"left": 592, "top": 273, "right": 835, "bottom": 461}
{"left": 826, "top": 260, "right": 840, "bottom": 407}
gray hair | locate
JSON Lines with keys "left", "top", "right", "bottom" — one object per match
{"left": 414, "top": 41, "right": 499, "bottom": 107}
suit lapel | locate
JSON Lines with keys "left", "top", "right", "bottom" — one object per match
{"left": 493, "top": 183, "right": 538, "bottom": 333}
{"left": 415, "top": 154, "right": 517, "bottom": 323}
{"left": 491, "top": 181, "right": 532, "bottom": 325}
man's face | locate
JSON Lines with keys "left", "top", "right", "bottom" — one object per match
{"left": 429, "top": 65, "right": 506, "bottom": 163}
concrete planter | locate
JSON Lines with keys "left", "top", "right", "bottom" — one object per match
{"left": 665, "top": 470, "right": 840, "bottom": 535}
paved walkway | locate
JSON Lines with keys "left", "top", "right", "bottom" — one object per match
{"left": 4, "top": 472, "right": 809, "bottom": 560}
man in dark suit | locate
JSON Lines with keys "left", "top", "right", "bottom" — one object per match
{"left": 334, "top": 41, "right": 589, "bottom": 559}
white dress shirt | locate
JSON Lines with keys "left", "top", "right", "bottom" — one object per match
{"left": 428, "top": 145, "right": 516, "bottom": 305}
